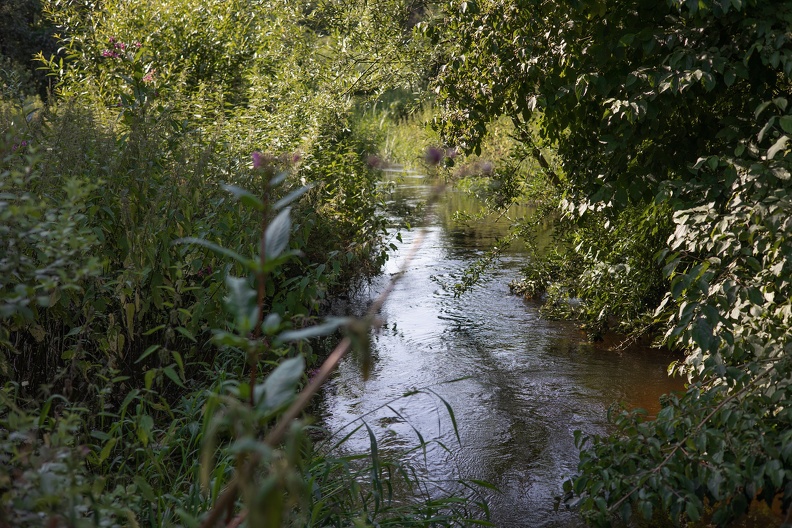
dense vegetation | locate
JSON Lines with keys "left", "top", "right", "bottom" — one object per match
{"left": 0, "top": 0, "right": 489, "bottom": 526}
{"left": 4, "top": 0, "right": 792, "bottom": 526}
{"left": 431, "top": 0, "right": 792, "bottom": 525}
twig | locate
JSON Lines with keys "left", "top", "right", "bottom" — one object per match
{"left": 199, "top": 181, "right": 444, "bottom": 528}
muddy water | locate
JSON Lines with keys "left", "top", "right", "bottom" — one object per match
{"left": 320, "top": 170, "right": 685, "bottom": 527}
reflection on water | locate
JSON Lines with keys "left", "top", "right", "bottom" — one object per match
{"left": 320, "top": 170, "right": 685, "bottom": 527}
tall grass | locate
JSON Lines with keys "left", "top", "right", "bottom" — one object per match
{"left": 0, "top": 1, "right": 492, "bottom": 524}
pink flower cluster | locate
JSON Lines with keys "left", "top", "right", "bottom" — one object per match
{"left": 424, "top": 146, "right": 458, "bottom": 166}
{"left": 101, "top": 37, "right": 142, "bottom": 59}
{"left": 142, "top": 69, "right": 156, "bottom": 84}
{"left": 251, "top": 151, "right": 302, "bottom": 170}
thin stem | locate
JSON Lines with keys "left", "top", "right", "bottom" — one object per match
{"left": 199, "top": 182, "right": 444, "bottom": 528}
{"left": 249, "top": 180, "right": 271, "bottom": 406}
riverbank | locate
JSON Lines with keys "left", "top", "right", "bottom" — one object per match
{"left": 319, "top": 169, "right": 685, "bottom": 527}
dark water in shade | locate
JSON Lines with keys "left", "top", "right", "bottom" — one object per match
{"left": 320, "top": 170, "right": 685, "bottom": 527}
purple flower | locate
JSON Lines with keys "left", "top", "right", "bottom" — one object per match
{"left": 252, "top": 151, "right": 264, "bottom": 169}
{"left": 101, "top": 50, "right": 114, "bottom": 57}
{"left": 133, "top": 41, "right": 142, "bottom": 48}
{"left": 424, "top": 147, "right": 444, "bottom": 166}
{"left": 366, "top": 154, "right": 383, "bottom": 168}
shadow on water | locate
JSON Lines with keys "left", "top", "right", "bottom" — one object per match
{"left": 320, "top": 169, "right": 686, "bottom": 527}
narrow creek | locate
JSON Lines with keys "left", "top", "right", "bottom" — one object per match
{"left": 320, "top": 169, "right": 685, "bottom": 527}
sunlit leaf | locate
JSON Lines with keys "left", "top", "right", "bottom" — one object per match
{"left": 221, "top": 183, "right": 264, "bottom": 210}
{"left": 265, "top": 207, "right": 292, "bottom": 259}
{"left": 273, "top": 185, "right": 312, "bottom": 211}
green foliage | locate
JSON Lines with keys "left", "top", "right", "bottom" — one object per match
{"left": 0, "top": 0, "right": 57, "bottom": 98}
{"left": 432, "top": 0, "right": 792, "bottom": 524}
{"left": 512, "top": 202, "right": 672, "bottom": 339}
{"left": 0, "top": 0, "right": 492, "bottom": 525}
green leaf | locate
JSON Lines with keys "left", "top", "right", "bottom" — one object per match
{"left": 755, "top": 100, "right": 773, "bottom": 119}
{"left": 686, "top": 501, "right": 700, "bottom": 522}
{"left": 639, "top": 500, "right": 652, "bottom": 519}
{"left": 265, "top": 207, "right": 292, "bottom": 259}
{"left": 98, "top": 437, "right": 117, "bottom": 464}
{"left": 275, "top": 317, "right": 349, "bottom": 344}
{"left": 222, "top": 183, "right": 264, "bottom": 210}
{"left": 143, "top": 324, "right": 166, "bottom": 336}
{"left": 692, "top": 318, "right": 712, "bottom": 351}
{"left": 171, "top": 350, "right": 184, "bottom": 373}
{"left": 134, "top": 475, "right": 157, "bottom": 502}
{"left": 780, "top": 116, "right": 792, "bottom": 134}
{"left": 767, "top": 135, "right": 788, "bottom": 160}
{"left": 724, "top": 69, "right": 736, "bottom": 87}
{"left": 175, "top": 237, "right": 255, "bottom": 268}
{"left": 273, "top": 185, "right": 312, "bottom": 211}
{"left": 136, "top": 344, "right": 160, "bottom": 364}
{"left": 263, "top": 313, "right": 282, "bottom": 335}
{"left": 175, "top": 326, "right": 196, "bottom": 342}
{"left": 144, "top": 369, "right": 157, "bottom": 390}
{"left": 758, "top": 117, "right": 775, "bottom": 143}
{"left": 254, "top": 356, "right": 304, "bottom": 411}
{"left": 270, "top": 172, "right": 288, "bottom": 187}
{"left": 211, "top": 330, "right": 250, "bottom": 348}
{"left": 137, "top": 414, "right": 154, "bottom": 446}
{"left": 163, "top": 366, "right": 184, "bottom": 388}
{"left": 225, "top": 275, "right": 257, "bottom": 334}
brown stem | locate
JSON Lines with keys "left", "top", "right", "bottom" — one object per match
{"left": 198, "top": 183, "right": 445, "bottom": 528}
{"left": 250, "top": 181, "right": 271, "bottom": 406}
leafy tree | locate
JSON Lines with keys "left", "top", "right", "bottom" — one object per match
{"left": 431, "top": 0, "right": 792, "bottom": 524}
{"left": 0, "top": 0, "right": 57, "bottom": 98}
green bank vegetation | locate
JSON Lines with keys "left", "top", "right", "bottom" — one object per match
{"left": 0, "top": 0, "right": 487, "bottom": 526}
{"left": 431, "top": 0, "right": 792, "bottom": 525}
{"left": 4, "top": 0, "right": 792, "bottom": 526}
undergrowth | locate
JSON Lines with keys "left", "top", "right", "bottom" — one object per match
{"left": 1, "top": 0, "right": 490, "bottom": 525}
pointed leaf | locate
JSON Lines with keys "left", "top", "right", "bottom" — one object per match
{"left": 163, "top": 366, "right": 184, "bottom": 387}
{"left": 275, "top": 317, "right": 349, "bottom": 344}
{"left": 175, "top": 326, "right": 196, "bottom": 343}
{"left": 270, "top": 172, "right": 288, "bottom": 187}
{"left": 222, "top": 184, "right": 264, "bottom": 210}
{"left": 175, "top": 238, "right": 255, "bottom": 268}
{"left": 225, "top": 276, "right": 258, "bottom": 334}
{"left": 265, "top": 207, "right": 292, "bottom": 259}
{"left": 255, "top": 356, "right": 304, "bottom": 411}
{"left": 136, "top": 344, "right": 160, "bottom": 364}
{"left": 273, "top": 185, "right": 312, "bottom": 211}
{"left": 767, "top": 135, "right": 789, "bottom": 160}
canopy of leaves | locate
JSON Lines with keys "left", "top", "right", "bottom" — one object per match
{"left": 432, "top": 0, "right": 792, "bottom": 525}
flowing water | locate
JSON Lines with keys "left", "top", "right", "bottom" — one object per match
{"left": 320, "top": 170, "right": 685, "bottom": 527}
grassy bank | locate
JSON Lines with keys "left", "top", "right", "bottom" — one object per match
{"left": 0, "top": 1, "right": 489, "bottom": 525}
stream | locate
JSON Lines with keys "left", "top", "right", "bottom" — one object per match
{"left": 320, "top": 169, "right": 685, "bottom": 527}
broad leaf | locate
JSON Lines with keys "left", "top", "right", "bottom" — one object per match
{"left": 265, "top": 207, "right": 292, "bottom": 259}
{"left": 254, "top": 356, "right": 305, "bottom": 411}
